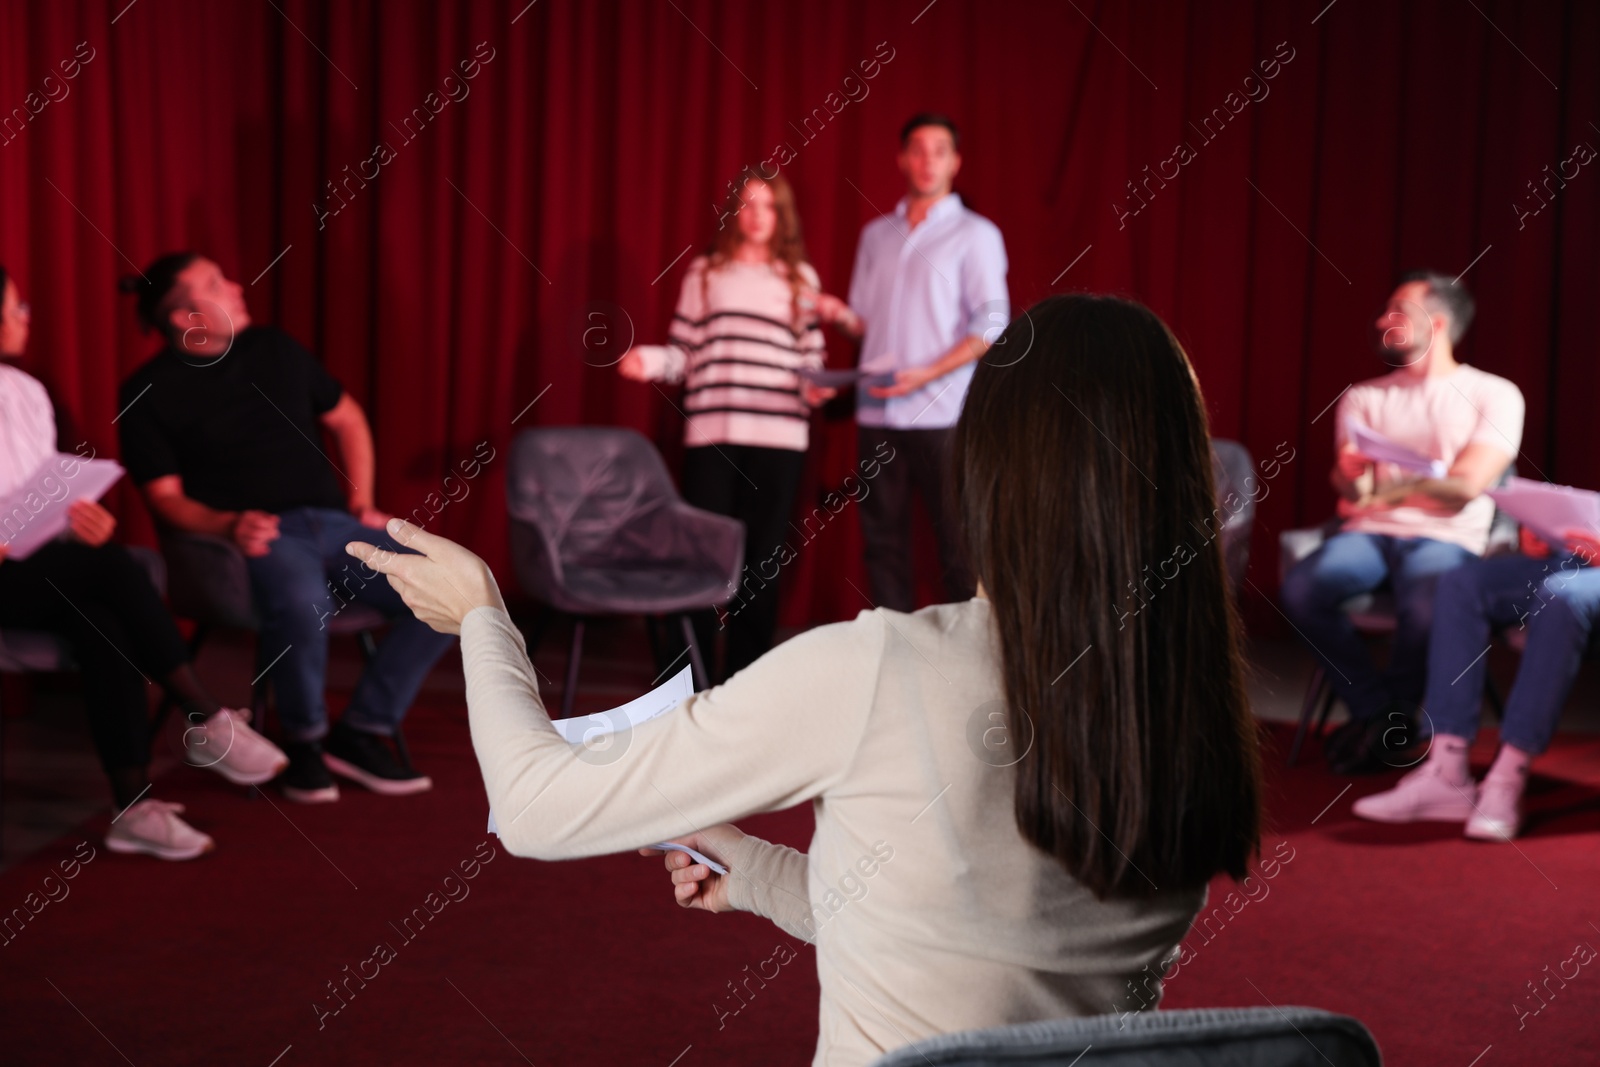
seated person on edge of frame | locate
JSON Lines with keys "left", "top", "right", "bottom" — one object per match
{"left": 347, "top": 294, "right": 1263, "bottom": 1067}
{"left": 115, "top": 252, "right": 455, "bottom": 805}
{"left": 1279, "top": 270, "right": 1523, "bottom": 775}
{"left": 1353, "top": 521, "right": 1600, "bottom": 842}
{"left": 0, "top": 265, "right": 286, "bottom": 861}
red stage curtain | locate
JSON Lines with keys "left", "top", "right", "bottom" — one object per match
{"left": 0, "top": 0, "right": 1595, "bottom": 630}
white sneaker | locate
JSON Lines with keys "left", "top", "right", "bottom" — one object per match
{"left": 1351, "top": 761, "right": 1478, "bottom": 823}
{"left": 1465, "top": 775, "right": 1524, "bottom": 842}
{"left": 105, "top": 798, "right": 215, "bottom": 861}
{"left": 184, "top": 708, "right": 288, "bottom": 786}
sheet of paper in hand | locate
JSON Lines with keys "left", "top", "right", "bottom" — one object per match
{"left": 485, "top": 665, "right": 715, "bottom": 873}
{"left": 0, "top": 454, "right": 125, "bottom": 560}
{"left": 1345, "top": 420, "right": 1448, "bottom": 479}
{"left": 797, "top": 366, "right": 897, "bottom": 389}
{"left": 1486, "top": 477, "right": 1600, "bottom": 549}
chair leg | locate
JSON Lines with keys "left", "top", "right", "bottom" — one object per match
{"left": 562, "top": 619, "right": 585, "bottom": 718}
{"left": 643, "top": 614, "right": 664, "bottom": 674}
{"left": 1314, "top": 679, "right": 1338, "bottom": 735}
{"left": 358, "top": 629, "right": 378, "bottom": 661}
{"left": 522, "top": 607, "right": 551, "bottom": 657}
{"left": 1287, "top": 664, "right": 1329, "bottom": 767}
{"left": 251, "top": 633, "right": 271, "bottom": 725}
{"left": 679, "top": 615, "right": 709, "bottom": 692}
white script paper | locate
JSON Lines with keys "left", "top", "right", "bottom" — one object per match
{"left": 1487, "top": 477, "right": 1600, "bottom": 549}
{"left": 1345, "top": 420, "right": 1448, "bottom": 479}
{"left": 0, "top": 454, "right": 125, "bottom": 560}
{"left": 485, "top": 665, "right": 725, "bottom": 872}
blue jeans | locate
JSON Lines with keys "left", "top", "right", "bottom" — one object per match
{"left": 245, "top": 508, "right": 456, "bottom": 742}
{"left": 1424, "top": 553, "right": 1600, "bottom": 755}
{"left": 1280, "top": 532, "right": 1476, "bottom": 721}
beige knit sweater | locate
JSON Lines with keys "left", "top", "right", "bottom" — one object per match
{"left": 461, "top": 597, "right": 1205, "bottom": 1066}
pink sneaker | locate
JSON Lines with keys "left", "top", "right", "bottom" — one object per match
{"left": 1352, "top": 762, "right": 1478, "bottom": 823}
{"left": 1465, "top": 775, "right": 1523, "bottom": 842}
{"left": 183, "top": 708, "right": 288, "bottom": 786}
{"left": 105, "top": 799, "right": 215, "bottom": 861}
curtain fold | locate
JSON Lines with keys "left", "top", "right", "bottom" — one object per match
{"left": 0, "top": 0, "right": 1593, "bottom": 630}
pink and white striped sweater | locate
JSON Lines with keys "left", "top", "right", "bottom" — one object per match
{"left": 634, "top": 256, "right": 826, "bottom": 452}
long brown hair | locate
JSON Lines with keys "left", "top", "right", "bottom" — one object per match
{"left": 705, "top": 167, "right": 811, "bottom": 330}
{"left": 953, "top": 294, "right": 1261, "bottom": 899}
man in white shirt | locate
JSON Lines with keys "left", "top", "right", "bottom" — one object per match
{"left": 1280, "top": 272, "right": 1523, "bottom": 773}
{"left": 815, "top": 113, "right": 1009, "bottom": 611}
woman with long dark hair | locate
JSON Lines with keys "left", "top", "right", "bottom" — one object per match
{"left": 617, "top": 167, "right": 851, "bottom": 681}
{"left": 0, "top": 266, "right": 287, "bottom": 860}
{"left": 352, "top": 294, "right": 1262, "bottom": 1065}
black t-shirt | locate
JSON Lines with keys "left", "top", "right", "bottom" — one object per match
{"left": 117, "top": 325, "right": 349, "bottom": 513}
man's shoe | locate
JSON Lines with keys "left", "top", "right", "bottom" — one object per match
{"left": 1465, "top": 775, "right": 1524, "bottom": 842}
{"left": 106, "top": 798, "right": 214, "bottom": 860}
{"left": 184, "top": 708, "right": 289, "bottom": 786}
{"left": 279, "top": 741, "right": 340, "bottom": 804}
{"left": 1352, "top": 761, "right": 1478, "bottom": 823}
{"left": 1330, "top": 705, "right": 1421, "bottom": 774}
{"left": 322, "top": 722, "right": 432, "bottom": 796}
{"left": 1323, "top": 718, "right": 1367, "bottom": 765}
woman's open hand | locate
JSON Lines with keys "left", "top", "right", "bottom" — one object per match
{"left": 345, "top": 518, "right": 505, "bottom": 635}
{"left": 639, "top": 823, "right": 745, "bottom": 913}
{"left": 617, "top": 348, "right": 649, "bottom": 381}
{"left": 66, "top": 499, "right": 117, "bottom": 547}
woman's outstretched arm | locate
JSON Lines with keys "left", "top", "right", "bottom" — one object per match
{"left": 458, "top": 605, "right": 881, "bottom": 863}
{"left": 348, "top": 519, "right": 884, "bottom": 869}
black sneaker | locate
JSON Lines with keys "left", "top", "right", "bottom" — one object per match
{"left": 1329, "top": 703, "right": 1421, "bottom": 775}
{"left": 1323, "top": 718, "right": 1367, "bottom": 766}
{"left": 322, "top": 722, "right": 432, "bottom": 796}
{"left": 279, "top": 741, "right": 340, "bottom": 804}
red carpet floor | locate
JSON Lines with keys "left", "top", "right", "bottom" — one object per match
{"left": 2, "top": 700, "right": 1598, "bottom": 1065}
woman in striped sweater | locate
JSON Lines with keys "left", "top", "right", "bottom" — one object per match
{"left": 620, "top": 169, "right": 856, "bottom": 680}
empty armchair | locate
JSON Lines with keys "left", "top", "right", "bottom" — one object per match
{"left": 507, "top": 427, "right": 744, "bottom": 713}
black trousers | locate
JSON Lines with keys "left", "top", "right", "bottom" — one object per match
{"left": 678, "top": 443, "right": 806, "bottom": 683}
{"left": 0, "top": 540, "right": 189, "bottom": 772}
{"left": 855, "top": 424, "right": 974, "bottom": 612}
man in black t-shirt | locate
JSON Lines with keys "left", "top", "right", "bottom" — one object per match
{"left": 117, "top": 252, "right": 454, "bottom": 803}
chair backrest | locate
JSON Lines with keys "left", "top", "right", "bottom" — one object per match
{"left": 1209, "top": 438, "right": 1256, "bottom": 592}
{"left": 869, "top": 1006, "right": 1382, "bottom": 1067}
{"left": 507, "top": 427, "right": 685, "bottom": 568}
{"left": 158, "top": 528, "right": 260, "bottom": 630}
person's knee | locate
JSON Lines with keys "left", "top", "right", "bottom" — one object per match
{"left": 1534, "top": 574, "right": 1600, "bottom": 631}
{"left": 1279, "top": 558, "right": 1338, "bottom": 620}
{"left": 252, "top": 566, "right": 337, "bottom": 629}
{"left": 1430, "top": 565, "right": 1481, "bottom": 618}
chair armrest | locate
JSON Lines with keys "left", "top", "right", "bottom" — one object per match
{"left": 158, "top": 529, "right": 258, "bottom": 630}
{"left": 665, "top": 502, "right": 745, "bottom": 589}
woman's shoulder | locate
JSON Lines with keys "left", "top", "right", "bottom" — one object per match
{"left": 788, "top": 598, "right": 991, "bottom": 664}
{"left": 677, "top": 254, "right": 711, "bottom": 284}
